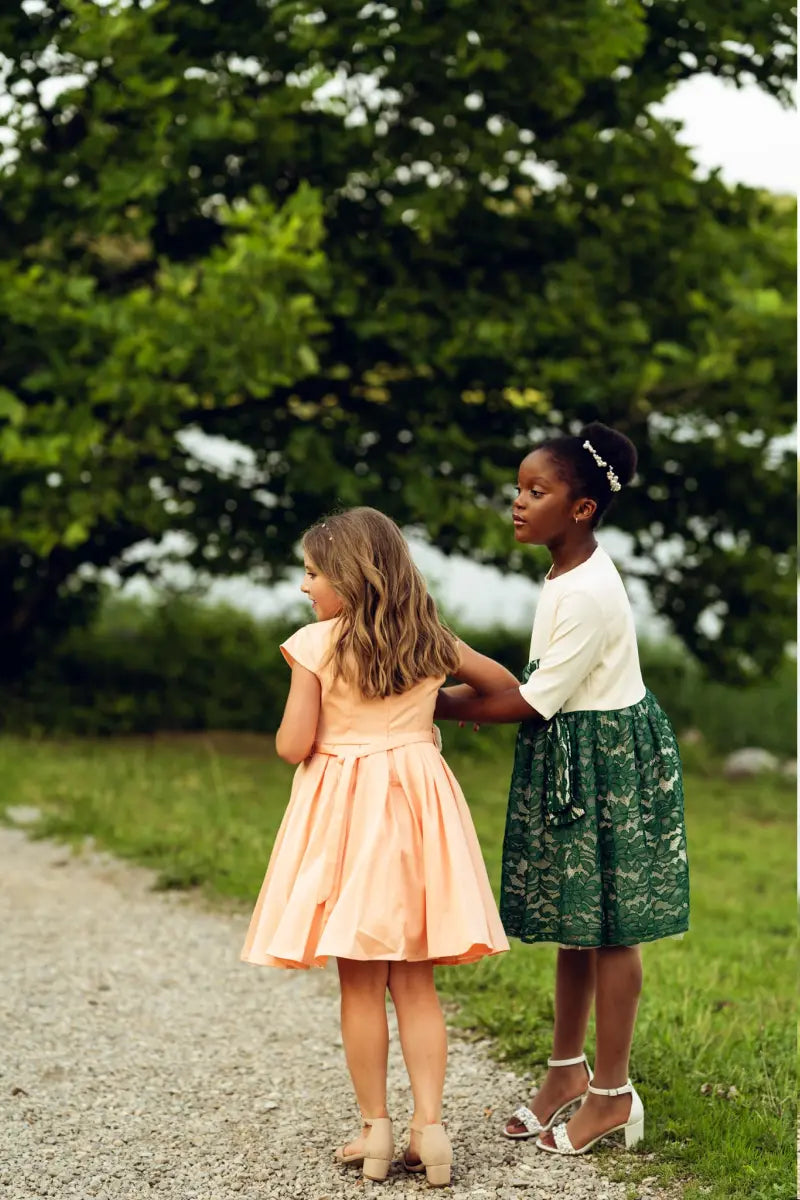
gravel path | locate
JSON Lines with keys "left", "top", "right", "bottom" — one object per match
{"left": 0, "top": 826, "right": 675, "bottom": 1200}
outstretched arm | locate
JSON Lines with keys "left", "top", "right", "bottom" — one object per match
{"left": 437, "top": 686, "right": 541, "bottom": 724}
{"left": 434, "top": 641, "right": 543, "bottom": 725}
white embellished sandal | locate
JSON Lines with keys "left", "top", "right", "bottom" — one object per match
{"left": 536, "top": 1080, "right": 644, "bottom": 1155}
{"left": 502, "top": 1054, "right": 593, "bottom": 1140}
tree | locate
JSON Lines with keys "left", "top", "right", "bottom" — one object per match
{"left": 0, "top": 175, "right": 329, "bottom": 675}
{"left": 0, "top": 0, "right": 795, "bottom": 681}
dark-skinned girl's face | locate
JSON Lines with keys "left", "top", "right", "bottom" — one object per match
{"left": 512, "top": 450, "right": 595, "bottom": 545}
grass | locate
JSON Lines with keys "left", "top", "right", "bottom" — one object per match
{"left": 0, "top": 731, "right": 795, "bottom": 1200}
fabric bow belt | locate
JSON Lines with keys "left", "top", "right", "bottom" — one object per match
{"left": 311, "top": 730, "right": 438, "bottom": 906}
{"left": 543, "top": 716, "right": 585, "bottom": 827}
{"left": 521, "top": 659, "right": 585, "bottom": 828}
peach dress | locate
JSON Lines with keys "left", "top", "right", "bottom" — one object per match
{"left": 240, "top": 619, "right": 509, "bottom": 970}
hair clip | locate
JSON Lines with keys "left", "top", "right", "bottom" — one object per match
{"left": 582, "top": 439, "right": 621, "bottom": 492}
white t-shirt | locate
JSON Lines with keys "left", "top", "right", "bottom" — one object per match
{"left": 518, "top": 545, "right": 646, "bottom": 721}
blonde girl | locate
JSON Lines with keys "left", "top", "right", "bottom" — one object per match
{"left": 241, "top": 507, "right": 514, "bottom": 1186}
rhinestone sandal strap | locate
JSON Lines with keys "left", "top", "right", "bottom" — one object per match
{"left": 552, "top": 1122, "right": 576, "bottom": 1153}
{"left": 547, "top": 1054, "right": 587, "bottom": 1068}
{"left": 513, "top": 1106, "right": 544, "bottom": 1134}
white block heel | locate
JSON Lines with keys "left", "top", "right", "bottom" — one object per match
{"left": 624, "top": 1113, "right": 645, "bottom": 1149}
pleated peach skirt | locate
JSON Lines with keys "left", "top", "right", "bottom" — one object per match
{"left": 240, "top": 731, "right": 509, "bottom": 969}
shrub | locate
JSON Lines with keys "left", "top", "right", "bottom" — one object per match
{"left": 2, "top": 594, "right": 794, "bottom": 758}
{"left": 2, "top": 594, "right": 301, "bottom": 737}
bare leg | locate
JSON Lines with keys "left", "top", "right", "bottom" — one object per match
{"left": 337, "top": 958, "right": 390, "bottom": 1154}
{"left": 539, "top": 945, "right": 642, "bottom": 1150}
{"left": 388, "top": 961, "right": 448, "bottom": 1162}
{"left": 505, "top": 948, "right": 595, "bottom": 1136}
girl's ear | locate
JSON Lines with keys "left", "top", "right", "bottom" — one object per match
{"left": 574, "top": 497, "right": 597, "bottom": 523}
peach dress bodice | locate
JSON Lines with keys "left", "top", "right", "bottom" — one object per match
{"left": 304, "top": 623, "right": 442, "bottom": 745}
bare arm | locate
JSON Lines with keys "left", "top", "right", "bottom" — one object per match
{"left": 275, "top": 663, "right": 322, "bottom": 763}
{"left": 437, "top": 686, "right": 542, "bottom": 725}
{"left": 452, "top": 641, "right": 520, "bottom": 692}
{"left": 434, "top": 641, "right": 540, "bottom": 724}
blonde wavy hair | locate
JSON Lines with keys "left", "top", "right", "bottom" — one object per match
{"left": 302, "top": 507, "right": 460, "bottom": 698}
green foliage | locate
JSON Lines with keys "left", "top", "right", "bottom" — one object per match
{"left": 0, "top": 594, "right": 299, "bottom": 738}
{"left": 0, "top": 595, "right": 794, "bottom": 756}
{"left": 0, "top": 140, "right": 327, "bottom": 676}
{"left": 0, "top": 0, "right": 795, "bottom": 680}
{"left": 0, "top": 735, "right": 794, "bottom": 1199}
{"left": 634, "top": 640, "right": 797, "bottom": 759}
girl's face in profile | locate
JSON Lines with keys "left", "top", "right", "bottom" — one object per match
{"left": 300, "top": 558, "right": 343, "bottom": 621}
{"left": 512, "top": 450, "right": 582, "bottom": 545}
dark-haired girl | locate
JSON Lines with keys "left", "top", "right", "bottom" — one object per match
{"left": 435, "top": 422, "right": 689, "bottom": 1156}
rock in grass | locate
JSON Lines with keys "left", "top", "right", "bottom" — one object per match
{"left": 722, "top": 748, "right": 780, "bottom": 779}
{"left": 5, "top": 805, "right": 41, "bottom": 826}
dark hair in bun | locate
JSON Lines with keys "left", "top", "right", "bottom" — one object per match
{"left": 535, "top": 421, "right": 638, "bottom": 526}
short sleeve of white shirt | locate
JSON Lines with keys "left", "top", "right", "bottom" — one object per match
{"left": 518, "top": 590, "right": 605, "bottom": 721}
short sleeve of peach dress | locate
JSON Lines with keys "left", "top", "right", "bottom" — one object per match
{"left": 240, "top": 618, "right": 509, "bottom": 970}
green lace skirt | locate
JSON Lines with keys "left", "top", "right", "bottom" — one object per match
{"left": 500, "top": 664, "right": 690, "bottom": 948}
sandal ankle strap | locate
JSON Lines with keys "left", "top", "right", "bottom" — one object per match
{"left": 588, "top": 1080, "right": 633, "bottom": 1097}
{"left": 547, "top": 1053, "right": 588, "bottom": 1068}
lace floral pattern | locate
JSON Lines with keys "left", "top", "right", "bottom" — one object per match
{"left": 500, "top": 662, "right": 690, "bottom": 948}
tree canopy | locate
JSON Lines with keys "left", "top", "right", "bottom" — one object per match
{"left": 0, "top": 0, "right": 795, "bottom": 681}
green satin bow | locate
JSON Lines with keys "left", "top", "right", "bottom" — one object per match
{"left": 521, "top": 659, "right": 587, "bottom": 828}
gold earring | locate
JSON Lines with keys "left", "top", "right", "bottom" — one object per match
{"left": 574, "top": 515, "right": 579, "bottom": 523}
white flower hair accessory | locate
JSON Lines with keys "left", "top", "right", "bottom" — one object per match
{"left": 582, "top": 440, "right": 622, "bottom": 492}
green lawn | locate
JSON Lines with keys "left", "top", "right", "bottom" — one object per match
{"left": 0, "top": 732, "right": 794, "bottom": 1200}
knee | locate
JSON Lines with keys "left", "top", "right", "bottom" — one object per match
{"left": 614, "top": 946, "right": 643, "bottom": 994}
{"left": 387, "top": 962, "right": 435, "bottom": 1002}
{"left": 626, "top": 946, "right": 643, "bottom": 994}
{"left": 598, "top": 945, "right": 642, "bottom": 994}
{"left": 339, "top": 960, "right": 389, "bottom": 998}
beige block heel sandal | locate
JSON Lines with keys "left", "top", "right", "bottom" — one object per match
{"left": 361, "top": 1117, "right": 394, "bottom": 1182}
{"left": 334, "top": 1116, "right": 394, "bottom": 1181}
